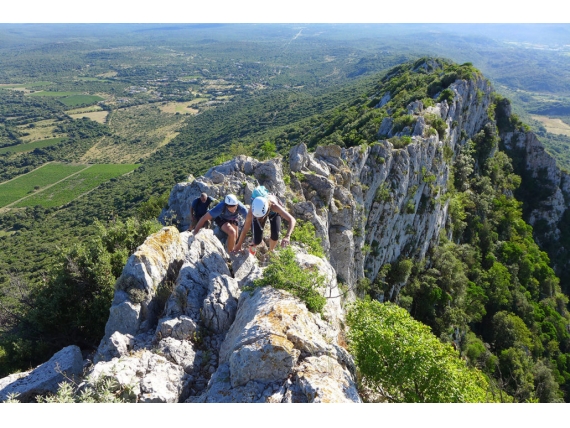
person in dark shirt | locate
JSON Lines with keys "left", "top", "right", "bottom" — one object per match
{"left": 191, "top": 192, "right": 214, "bottom": 229}
{"left": 193, "top": 194, "right": 248, "bottom": 252}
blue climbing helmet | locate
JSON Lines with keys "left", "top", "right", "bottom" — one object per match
{"left": 251, "top": 185, "right": 269, "bottom": 203}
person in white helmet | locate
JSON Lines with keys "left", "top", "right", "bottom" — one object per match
{"left": 233, "top": 194, "right": 296, "bottom": 254}
{"left": 193, "top": 193, "right": 248, "bottom": 252}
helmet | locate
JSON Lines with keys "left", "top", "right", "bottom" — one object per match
{"left": 225, "top": 194, "right": 239, "bottom": 206}
{"left": 252, "top": 196, "right": 269, "bottom": 218}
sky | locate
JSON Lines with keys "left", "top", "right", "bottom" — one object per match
{"left": 2, "top": 1, "right": 566, "bottom": 24}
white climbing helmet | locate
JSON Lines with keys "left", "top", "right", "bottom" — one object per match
{"left": 252, "top": 196, "right": 269, "bottom": 218}
{"left": 225, "top": 194, "right": 239, "bottom": 206}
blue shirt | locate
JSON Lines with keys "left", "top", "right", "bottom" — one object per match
{"left": 192, "top": 196, "right": 214, "bottom": 218}
{"left": 208, "top": 201, "right": 248, "bottom": 222}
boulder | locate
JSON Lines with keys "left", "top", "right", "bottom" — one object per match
{"left": 0, "top": 346, "right": 83, "bottom": 402}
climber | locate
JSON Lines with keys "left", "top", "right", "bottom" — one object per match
{"left": 233, "top": 194, "right": 296, "bottom": 255}
{"left": 193, "top": 194, "right": 248, "bottom": 252}
{"left": 190, "top": 192, "right": 215, "bottom": 229}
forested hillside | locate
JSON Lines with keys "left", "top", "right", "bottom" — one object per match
{"left": 2, "top": 24, "right": 570, "bottom": 402}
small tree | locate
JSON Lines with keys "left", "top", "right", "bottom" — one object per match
{"left": 259, "top": 141, "right": 277, "bottom": 160}
{"left": 346, "top": 299, "right": 497, "bottom": 402}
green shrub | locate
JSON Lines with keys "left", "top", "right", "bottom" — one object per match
{"left": 290, "top": 220, "right": 325, "bottom": 258}
{"left": 249, "top": 247, "right": 326, "bottom": 313}
{"left": 346, "top": 299, "right": 496, "bottom": 402}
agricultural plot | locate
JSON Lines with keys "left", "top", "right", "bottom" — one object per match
{"left": 65, "top": 106, "right": 104, "bottom": 114}
{"left": 0, "top": 137, "right": 67, "bottom": 154}
{"left": 16, "top": 120, "right": 59, "bottom": 142}
{"left": 0, "top": 162, "right": 88, "bottom": 208}
{"left": 59, "top": 95, "right": 105, "bottom": 107}
{"left": 69, "top": 111, "right": 108, "bottom": 123}
{"left": 158, "top": 101, "right": 202, "bottom": 115}
{"left": 80, "top": 104, "right": 186, "bottom": 163}
{"left": 28, "top": 91, "right": 83, "bottom": 98}
{"left": 13, "top": 163, "right": 138, "bottom": 208}
{"left": 531, "top": 115, "right": 570, "bottom": 137}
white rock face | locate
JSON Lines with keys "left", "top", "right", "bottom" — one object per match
{"left": 502, "top": 130, "right": 570, "bottom": 246}
{"left": 89, "top": 350, "right": 186, "bottom": 403}
{"left": 197, "top": 287, "right": 359, "bottom": 402}
{"left": 0, "top": 346, "right": 83, "bottom": 402}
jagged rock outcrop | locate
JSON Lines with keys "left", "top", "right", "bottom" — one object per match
{"left": 159, "top": 73, "right": 495, "bottom": 302}
{"left": 83, "top": 223, "right": 354, "bottom": 402}
{"left": 0, "top": 345, "right": 83, "bottom": 402}
{"left": 502, "top": 129, "right": 570, "bottom": 245}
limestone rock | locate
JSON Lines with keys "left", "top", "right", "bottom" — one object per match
{"left": 0, "top": 346, "right": 83, "bottom": 402}
{"left": 89, "top": 350, "right": 186, "bottom": 403}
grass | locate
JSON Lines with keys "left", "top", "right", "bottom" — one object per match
{"left": 69, "top": 111, "right": 108, "bottom": 124}
{"left": 0, "top": 162, "right": 88, "bottom": 208}
{"left": 79, "top": 104, "right": 187, "bottom": 163}
{"left": 531, "top": 115, "right": 570, "bottom": 137}
{"left": 14, "top": 164, "right": 138, "bottom": 208}
{"left": 59, "top": 95, "right": 105, "bottom": 107}
{"left": 65, "top": 106, "right": 104, "bottom": 114}
{"left": 16, "top": 121, "right": 59, "bottom": 142}
{"left": 158, "top": 101, "right": 201, "bottom": 115}
{"left": 0, "top": 137, "right": 67, "bottom": 154}
{"left": 28, "top": 91, "right": 83, "bottom": 98}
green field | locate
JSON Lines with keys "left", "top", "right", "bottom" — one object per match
{"left": 0, "top": 137, "right": 67, "bottom": 154}
{"left": 13, "top": 164, "right": 138, "bottom": 208}
{"left": 0, "top": 163, "right": 88, "bottom": 207}
{"left": 28, "top": 91, "right": 83, "bottom": 98}
{"left": 59, "top": 95, "right": 105, "bottom": 107}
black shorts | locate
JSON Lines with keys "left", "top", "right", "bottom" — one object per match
{"left": 252, "top": 212, "right": 281, "bottom": 245}
{"left": 215, "top": 217, "right": 238, "bottom": 228}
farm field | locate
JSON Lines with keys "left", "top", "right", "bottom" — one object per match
{"left": 0, "top": 137, "right": 66, "bottom": 154}
{"left": 158, "top": 101, "right": 202, "bottom": 115}
{"left": 13, "top": 163, "right": 138, "bottom": 208}
{"left": 69, "top": 110, "right": 108, "bottom": 123}
{"left": 65, "top": 106, "right": 104, "bottom": 114}
{"left": 28, "top": 91, "right": 83, "bottom": 97}
{"left": 0, "top": 162, "right": 88, "bottom": 207}
{"left": 17, "top": 120, "right": 59, "bottom": 142}
{"left": 531, "top": 115, "right": 570, "bottom": 137}
{"left": 59, "top": 94, "right": 105, "bottom": 107}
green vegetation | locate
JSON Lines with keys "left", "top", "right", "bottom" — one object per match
{"left": 0, "top": 217, "right": 162, "bottom": 376}
{"left": 290, "top": 220, "right": 325, "bottom": 258}
{"left": 28, "top": 91, "right": 83, "bottom": 98}
{"left": 0, "top": 163, "right": 88, "bottom": 207}
{"left": 347, "top": 299, "right": 496, "bottom": 402}
{"left": 13, "top": 164, "right": 138, "bottom": 208}
{"left": 0, "top": 137, "right": 66, "bottom": 154}
{"left": 248, "top": 247, "right": 326, "bottom": 313}
{"left": 58, "top": 95, "right": 105, "bottom": 107}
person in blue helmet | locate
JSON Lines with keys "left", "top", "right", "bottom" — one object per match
{"left": 233, "top": 194, "right": 296, "bottom": 255}
{"left": 193, "top": 193, "right": 248, "bottom": 252}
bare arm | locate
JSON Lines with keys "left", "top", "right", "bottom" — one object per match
{"left": 272, "top": 204, "right": 296, "bottom": 240}
{"left": 234, "top": 208, "right": 253, "bottom": 251}
{"left": 193, "top": 212, "right": 213, "bottom": 235}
